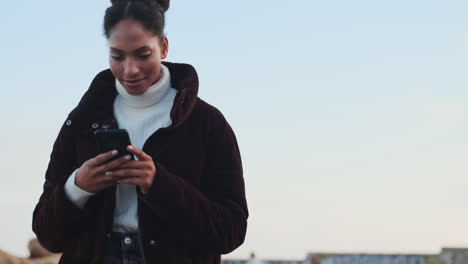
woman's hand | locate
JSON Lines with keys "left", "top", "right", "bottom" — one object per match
{"left": 107, "top": 145, "right": 157, "bottom": 193}
{"left": 75, "top": 150, "right": 132, "bottom": 193}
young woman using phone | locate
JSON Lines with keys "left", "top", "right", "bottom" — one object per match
{"left": 32, "top": 1, "right": 248, "bottom": 263}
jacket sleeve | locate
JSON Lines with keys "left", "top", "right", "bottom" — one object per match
{"left": 32, "top": 118, "right": 85, "bottom": 253}
{"left": 140, "top": 111, "right": 248, "bottom": 254}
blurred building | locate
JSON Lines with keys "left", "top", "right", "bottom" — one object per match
{"left": 223, "top": 248, "right": 468, "bottom": 264}
{"left": 439, "top": 248, "right": 468, "bottom": 264}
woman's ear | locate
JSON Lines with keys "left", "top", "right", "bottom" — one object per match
{"left": 161, "top": 36, "right": 169, "bottom": 59}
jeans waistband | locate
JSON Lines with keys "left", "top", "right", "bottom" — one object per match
{"left": 109, "top": 232, "right": 140, "bottom": 240}
{"left": 104, "top": 232, "right": 145, "bottom": 264}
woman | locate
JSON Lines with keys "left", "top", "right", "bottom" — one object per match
{"left": 32, "top": 0, "right": 248, "bottom": 263}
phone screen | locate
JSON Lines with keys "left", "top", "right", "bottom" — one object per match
{"left": 94, "top": 129, "right": 134, "bottom": 161}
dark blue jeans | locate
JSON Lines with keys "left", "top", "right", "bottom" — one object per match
{"left": 103, "top": 232, "right": 146, "bottom": 264}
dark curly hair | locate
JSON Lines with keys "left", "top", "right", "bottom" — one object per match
{"left": 104, "top": 0, "right": 170, "bottom": 38}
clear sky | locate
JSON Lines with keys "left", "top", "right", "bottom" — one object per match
{"left": 1, "top": 0, "right": 468, "bottom": 260}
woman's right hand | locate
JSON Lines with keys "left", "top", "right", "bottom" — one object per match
{"left": 75, "top": 150, "right": 132, "bottom": 193}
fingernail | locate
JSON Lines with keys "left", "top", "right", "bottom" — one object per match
{"left": 111, "top": 150, "right": 118, "bottom": 155}
{"left": 124, "top": 155, "right": 131, "bottom": 160}
{"left": 128, "top": 145, "right": 134, "bottom": 150}
{"left": 105, "top": 171, "right": 112, "bottom": 175}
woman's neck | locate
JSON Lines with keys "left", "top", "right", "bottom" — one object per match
{"left": 115, "top": 65, "right": 171, "bottom": 108}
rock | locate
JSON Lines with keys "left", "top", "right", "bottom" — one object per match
{"left": 0, "top": 239, "right": 60, "bottom": 264}
{"left": 0, "top": 248, "right": 28, "bottom": 264}
{"left": 28, "top": 239, "right": 52, "bottom": 259}
{"left": 26, "top": 254, "right": 61, "bottom": 264}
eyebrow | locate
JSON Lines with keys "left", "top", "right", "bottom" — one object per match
{"left": 110, "top": 46, "right": 151, "bottom": 53}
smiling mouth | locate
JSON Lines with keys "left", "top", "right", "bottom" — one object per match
{"left": 123, "top": 79, "right": 145, "bottom": 87}
{"left": 124, "top": 79, "right": 144, "bottom": 83}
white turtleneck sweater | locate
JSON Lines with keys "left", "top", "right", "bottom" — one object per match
{"left": 64, "top": 65, "right": 177, "bottom": 232}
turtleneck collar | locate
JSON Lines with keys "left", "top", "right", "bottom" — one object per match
{"left": 115, "top": 64, "right": 171, "bottom": 108}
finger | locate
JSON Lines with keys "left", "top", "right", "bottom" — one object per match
{"left": 81, "top": 171, "right": 118, "bottom": 190}
{"left": 95, "top": 171, "right": 123, "bottom": 186}
{"left": 117, "top": 160, "right": 153, "bottom": 170}
{"left": 127, "top": 145, "right": 152, "bottom": 161}
{"left": 97, "top": 154, "right": 133, "bottom": 174}
{"left": 90, "top": 150, "right": 119, "bottom": 167}
{"left": 107, "top": 168, "right": 147, "bottom": 179}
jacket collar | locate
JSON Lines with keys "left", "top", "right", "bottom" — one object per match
{"left": 73, "top": 61, "right": 199, "bottom": 129}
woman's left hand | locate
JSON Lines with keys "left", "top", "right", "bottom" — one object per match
{"left": 109, "top": 145, "right": 156, "bottom": 193}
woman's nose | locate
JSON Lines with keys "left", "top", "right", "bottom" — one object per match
{"left": 124, "top": 59, "right": 139, "bottom": 76}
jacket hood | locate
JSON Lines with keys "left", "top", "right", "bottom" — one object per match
{"left": 71, "top": 61, "right": 199, "bottom": 129}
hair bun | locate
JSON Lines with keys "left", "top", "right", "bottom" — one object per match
{"left": 155, "top": 0, "right": 170, "bottom": 12}
{"left": 110, "top": 0, "right": 170, "bottom": 11}
{"left": 110, "top": 0, "right": 125, "bottom": 4}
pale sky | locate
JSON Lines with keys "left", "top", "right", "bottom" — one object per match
{"left": 1, "top": 0, "right": 468, "bottom": 260}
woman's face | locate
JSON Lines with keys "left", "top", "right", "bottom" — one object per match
{"left": 108, "top": 19, "right": 168, "bottom": 95}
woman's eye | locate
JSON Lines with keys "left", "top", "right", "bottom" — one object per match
{"left": 139, "top": 53, "right": 151, "bottom": 59}
{"left": 111, "top": 55, "right": 123, "bottom": 61}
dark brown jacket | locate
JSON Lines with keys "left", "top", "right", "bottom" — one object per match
{"left": 32, "top": 62, "right": 248, "bottom": 264}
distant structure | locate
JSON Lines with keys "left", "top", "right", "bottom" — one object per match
{"left": 439, "top": 248, "right": 468, "bottom": 264}
{"left": 223, "top": 248, "right": 468, "bottom": 264}
{"left": 303, "top": 253, "right": 429, "bottom": 264}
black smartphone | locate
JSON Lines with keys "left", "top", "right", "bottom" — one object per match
{"left": 94, "top": 129, "right": 134, "bottom": 161}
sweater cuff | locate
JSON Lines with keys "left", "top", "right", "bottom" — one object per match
{"left": 64, "top": 169, "right": 95, "bottom": 209}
